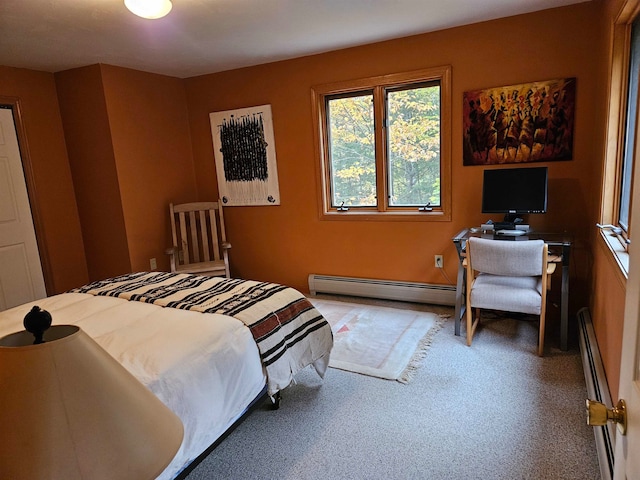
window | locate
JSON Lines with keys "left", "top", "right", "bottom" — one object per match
{"left": 600, "top": 1, "right": 640, "bottom": 274}
{"left": 312, "top": 66, "right": 451, "bottom": 220}
{"left": 618, "top": 16, "right": 640, "bottom": 234}
{"left": 327, "top": 93, "right": 376, "bottom": 207}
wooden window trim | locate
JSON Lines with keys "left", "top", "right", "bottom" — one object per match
{"left": 311, "top": 66, "right": 452, "bottom": 222}
{"left": 601, "top": 0, "right": 640, "bottom": 266}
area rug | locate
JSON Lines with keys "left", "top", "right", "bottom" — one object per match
{"left": 309, "top": 298, "right": 445, "bottom": 383}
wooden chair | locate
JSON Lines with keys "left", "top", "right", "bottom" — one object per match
{"left": 165, "top": 201, "right": 231, "bottom": 278}
{"left": 464, "top": 237, "right": 556, "bottom": 356}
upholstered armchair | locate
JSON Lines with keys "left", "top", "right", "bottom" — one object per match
{"left": 464, "top": 237, "right": 556, "bottom": 356}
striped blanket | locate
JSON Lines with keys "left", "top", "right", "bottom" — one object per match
{"left": 71, "top": 272, "right": 333, "bottom": 395}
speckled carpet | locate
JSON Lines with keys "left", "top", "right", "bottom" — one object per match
{"left": 184, "top": 295, "right": 600, "bottom": 480}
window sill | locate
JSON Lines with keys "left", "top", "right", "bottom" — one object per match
{"left": 320, "top": 210, "right": 451, "bottom": 222}
{"left": 599, "top": 229, "right": 629, "bottom": 279}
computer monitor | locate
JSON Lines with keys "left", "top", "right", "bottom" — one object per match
{"left": 481, "top": 166, "right": 548, "bottom": 224}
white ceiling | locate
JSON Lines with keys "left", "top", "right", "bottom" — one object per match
{"left": 1, "top": 0, "right": 589, "bottom": 79}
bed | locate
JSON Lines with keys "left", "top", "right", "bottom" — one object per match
{"left": 0, "top": 271, "right": 333, "bottom": 479}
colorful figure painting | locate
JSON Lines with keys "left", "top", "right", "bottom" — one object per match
{"left": 209, "top": 104, "right": 280, "bottom": 205}
{"left": 463, "top": 78, "right": 575, "bottom": 165}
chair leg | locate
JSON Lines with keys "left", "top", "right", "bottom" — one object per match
{"left": 466, "top": 306, "right": 480, "bottom": 346}
{"left": 538, "top": 310, "right": 546, "bottom": 357}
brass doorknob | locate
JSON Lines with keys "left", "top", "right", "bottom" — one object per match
{"left": 586, "top": 399, "right": 627, "bottom": 435}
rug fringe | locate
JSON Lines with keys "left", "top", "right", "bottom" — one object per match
{"left": 397, "top": 316, "right": 446, "bottom": 384}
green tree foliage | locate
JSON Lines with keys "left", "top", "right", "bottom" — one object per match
{"left": 388, "top": 86, "right": 441, "bottom": 205}
{"left": 328, "top": 94, "right": 376, "bottom": 206}
{"left": 328, "top": 85, "right": 441, "bottom": 207}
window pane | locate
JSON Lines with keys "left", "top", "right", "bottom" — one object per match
{"left": 620, "top": 17, "right": 640, "bottom": 231}
{"left": 387, "top": 84, "right": 441, "bottom": 206}
{"left": 327, "top": 94, "right": 376, "bottom": 207}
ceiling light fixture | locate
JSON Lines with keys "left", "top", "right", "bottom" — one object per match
{"left": 124, "top": 0, "right": 173, "bottom": 19}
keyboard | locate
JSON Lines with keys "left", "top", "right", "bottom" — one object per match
{"left": 496, "top": 229, "right": 527, "bottom": 236}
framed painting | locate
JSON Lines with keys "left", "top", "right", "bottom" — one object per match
{"left": 463, "top": 77, "right": 576, "bottom": 165}
{"left": 209, "top": 104, "right": 280, "bottom": 206}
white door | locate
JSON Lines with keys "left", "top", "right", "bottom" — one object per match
{"left": 0, "top": 107, "right": 46, "bottom": 311}
{"left": 613, "top": 107, "right": 640, "bottom": 477}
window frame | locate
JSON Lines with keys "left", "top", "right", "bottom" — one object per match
{"left": 311, "top": 66, "right": 452, "bottom": 221}
{"left": 601, "top": 1, "right": 640, "bottom": 272}
{"left": 617, "top": 13, "right": 640, "bottom": 240}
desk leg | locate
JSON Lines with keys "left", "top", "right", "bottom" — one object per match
{"left": 560, "top": 244, "right": 571, "bottom": 351}
{"left": 454, "top": 261, "right": 465, "bottom": 336}
{"left": 560, "top": 264, "right": 569, "bottom": 351}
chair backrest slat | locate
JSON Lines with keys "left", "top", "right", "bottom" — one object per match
{"left": 189, "top": 211, "right": 201, "bottom": 262}
{"left": 178, "top": 211, "right": 190, "bottom": 264}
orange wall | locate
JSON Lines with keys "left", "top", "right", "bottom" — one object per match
{"left": 100, "top": 65, "right": 196, "bottom": 273}
{"left": 56, "top": 64, "right": 197, "bottom": 279}
{"left": 0, "top": 66, "right": 88, "bottom": 293}
{"left": 56, "top": 65, "right": 131, "bottom": 280}
{"left": 185, "top": 2, "right": 605, "bottom": 307}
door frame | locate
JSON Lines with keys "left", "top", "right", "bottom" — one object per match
{"left": 1, "top": 96, "right": 53, "bottom": 296}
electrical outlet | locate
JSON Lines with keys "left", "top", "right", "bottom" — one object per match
{"left": 434, "top": 255, "right": 443, "bottom": 268}
{"left": 150, "top": 258, "right": 157, "bottom": 270}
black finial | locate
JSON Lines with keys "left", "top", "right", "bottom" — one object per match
{"left": 23, "top": 306, "right": 52, "bottom": 345}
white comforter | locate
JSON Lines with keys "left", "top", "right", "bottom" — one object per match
{"left": 72, "top": 272, "right": 334, "bottom": 396}
{"left": 0, "top": 293, "right": 266, "bottom": 479}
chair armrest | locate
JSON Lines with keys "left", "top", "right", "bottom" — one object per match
{"left": 222, "top": 242, "right": 232, "bottom": 250}
{"left": 545, "top": 262, "right": 556, "bottom": 291}
{"left": 164, "top": 246, "right": 180, "bottom": 273}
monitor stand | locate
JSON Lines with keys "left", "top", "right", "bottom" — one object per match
{"left": 495, "top": 213, "right": 524, "bottom": 231}
{"left": 494, "top": 221, "right": 515, "bottom": 231}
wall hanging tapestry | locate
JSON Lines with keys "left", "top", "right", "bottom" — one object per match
{"left": 209, "top": 104, "right": 280, "bottom": 206}
{"left": 463, "top": 77, "right": 575, "bottom": 166}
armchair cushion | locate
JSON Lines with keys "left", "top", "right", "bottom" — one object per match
{"left": 470, "top": 273, "right": 543, "bottom": 315}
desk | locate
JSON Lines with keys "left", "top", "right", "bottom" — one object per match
{"left": 452, "top": 228, "right": 572, "bottom": 351}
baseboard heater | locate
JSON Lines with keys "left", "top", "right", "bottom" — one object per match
{"left": 578, "top": 307, "right": 614, "bottom": 480}
{"left": 307, "top": 274, "right": 456, "bottom": 306}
